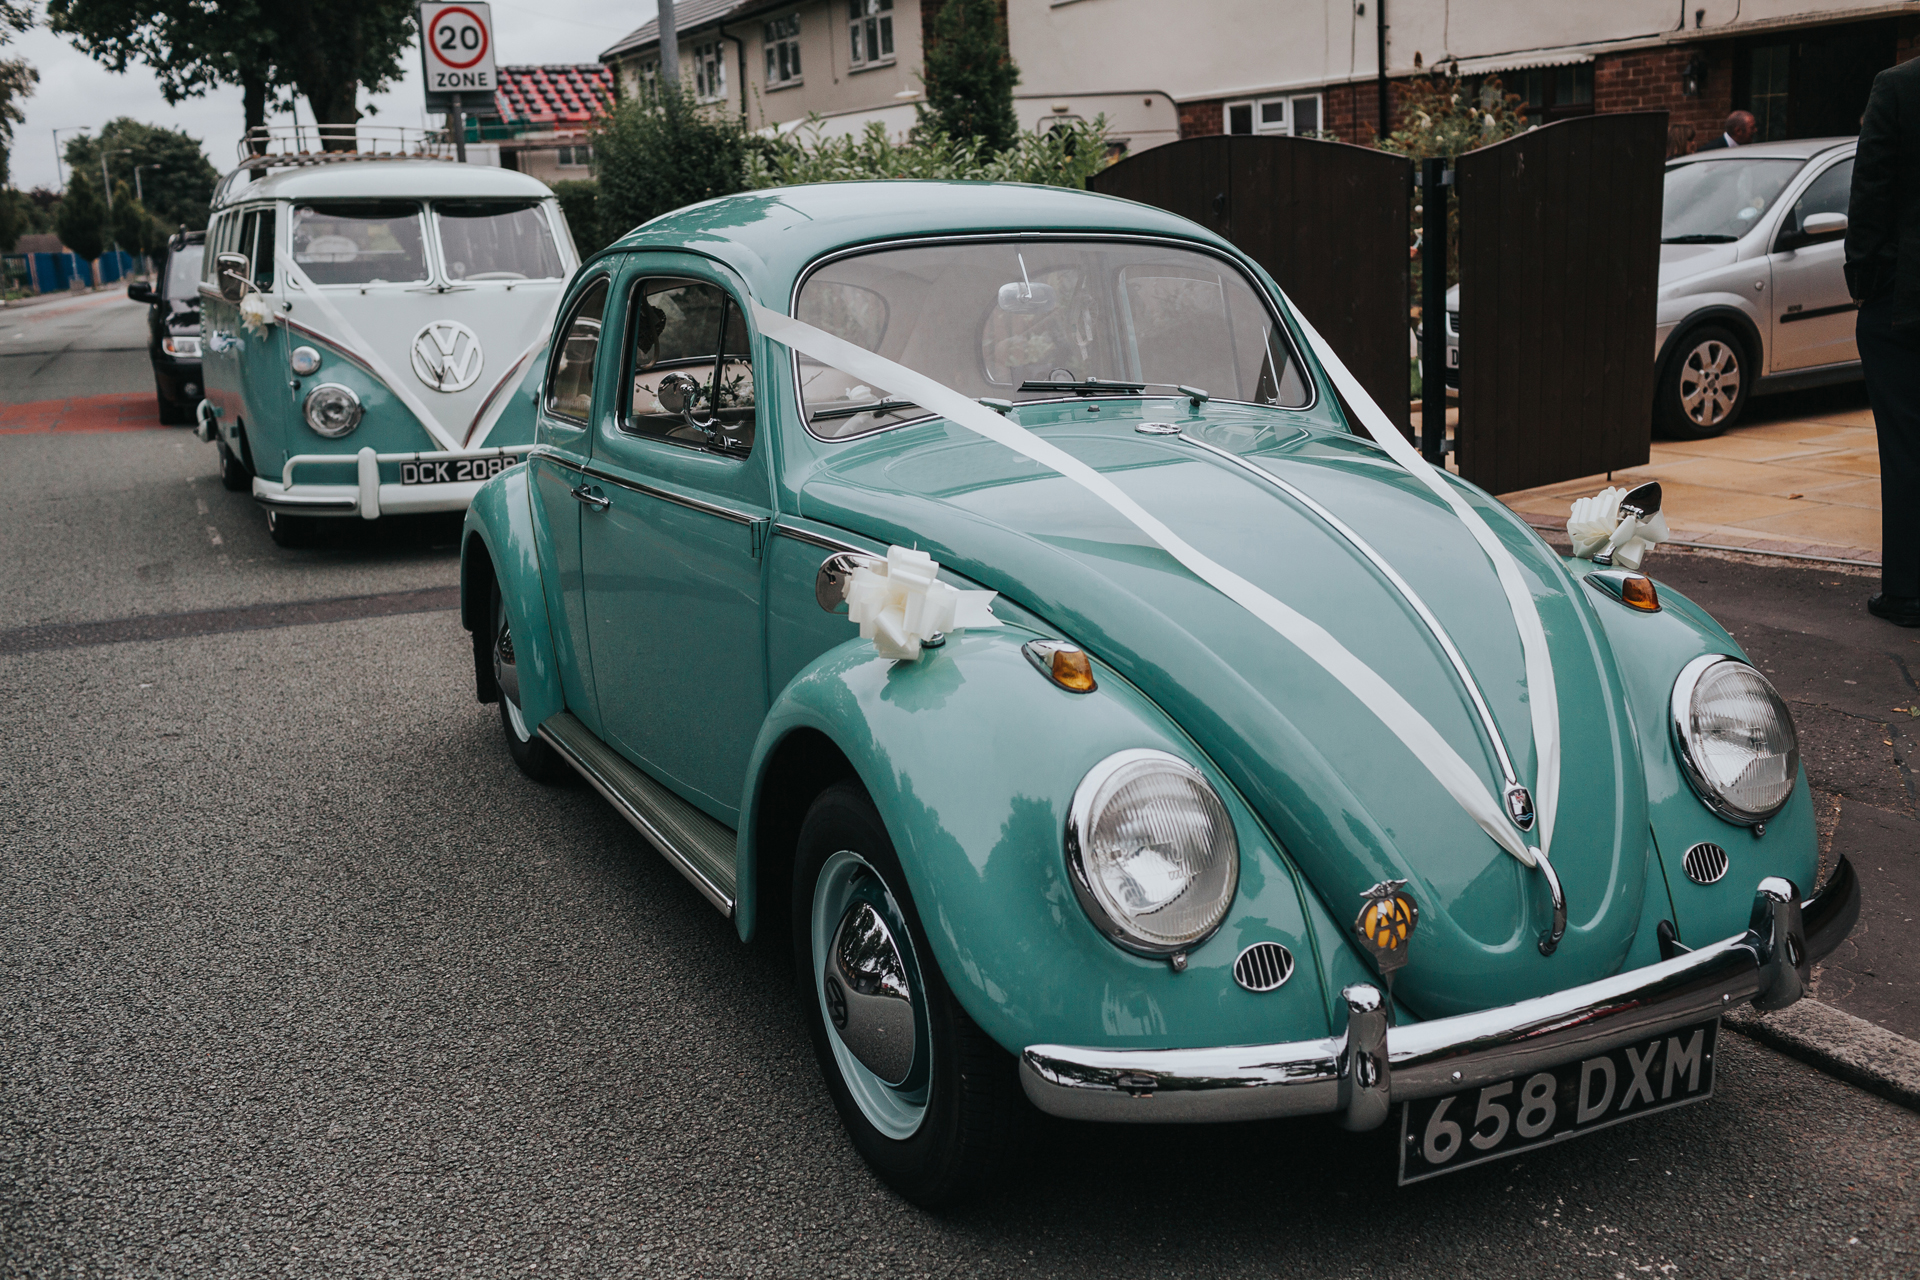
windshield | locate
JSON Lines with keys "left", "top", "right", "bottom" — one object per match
{"left": 1662, "top": 158, "right": 1806, "bottom": 242}
{"left": 434, "top": 199, "right": 565, "bottom": 281}
{"left": 291, "top": 200, "right": 429, "bottom": 285}
{"left": 163, "top": 245, "right": 203, "bottom": 300}
{"left": 795, "top": 240, "right": 1309, "bottom": 438}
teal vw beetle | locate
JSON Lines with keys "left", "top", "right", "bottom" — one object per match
{"left": 458, "top": 181, "right": 1857, "bottom": 1204}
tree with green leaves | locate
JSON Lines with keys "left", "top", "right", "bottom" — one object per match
{"left": 917, "top": 0, "right": 1019, "bottom": 154}
{"left": 592, "top": 87, "right": 754, "bottom": 238}
{"left": 55, "top": 171, "right": 105, "bottom": 275}
{"left": 49, "top": 0, "right": 417, "bottom": 152}
{"left": 63, "top": 119, "right": 218, "bottom": 231}
{"left": 0, "top": 1, "right": 37, "bottom": 197}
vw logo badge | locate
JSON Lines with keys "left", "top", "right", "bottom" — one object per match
{"left": 410, "top": 319, "right": 484, "bottom": 393}
{"left": 1505, "top": 784, "right": 1536, "bottom": 831}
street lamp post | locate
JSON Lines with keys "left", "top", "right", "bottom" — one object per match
{"left": 134, "top": 163, "right": 161, "bottom": 206}
{"left": 50, "top": 126, "right": 89, "bottom": 189}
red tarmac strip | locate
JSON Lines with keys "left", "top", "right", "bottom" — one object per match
{"left": 0, "top": 393, "right": 168, "bottom": 434}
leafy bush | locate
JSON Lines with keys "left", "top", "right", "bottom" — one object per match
{"left": 917, "top": 0, "right": 1019, "bottom": 154}
{"left": 548, "top": 179, "right": 608, "bottom": 259}
{"left": 591, "top": 87, "right": 755, "bottom": 241}
{"left": 745, "top": 116, "right": 1111, "bottom": 191}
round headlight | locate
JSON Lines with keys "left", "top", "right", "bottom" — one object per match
{"left": 1065, "top": 749, "right": 1239, "bottom": 955}
{"left": 289, "top": 345, "right": 322, "bottom": 376}
{"left": 303, "top": 383, "right": 362, "bottom": 438}
{"left": 1671, "top": 655, "right": 1799, "bottom": 824}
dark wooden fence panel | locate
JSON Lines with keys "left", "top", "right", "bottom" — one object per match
{"left": 1092, "top": 136, "right": 1411, "bottom": 437}
{"left": 1454, "top": 113, "right": 1666, "bottom": 496}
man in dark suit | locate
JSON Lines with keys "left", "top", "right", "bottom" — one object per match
{"left": 1695, "top": 111, "right": 1756, "bottom": 151}
{"left": 1848, "top": 57, "right": 1920, "bottom": 625}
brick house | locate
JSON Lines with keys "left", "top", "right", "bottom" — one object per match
{"left": 488, "top": 66, "right": 617, "bottom": 182}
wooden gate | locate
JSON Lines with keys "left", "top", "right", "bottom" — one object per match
{"left": 1454, "top": 114, "right": 1667, "bottom": 495}
{"left": 1091, "top": 136, "right": 1412, "bottom": 438}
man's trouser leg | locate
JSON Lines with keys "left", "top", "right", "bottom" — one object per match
{"left": 1860, "top": 299, "right": 1920, "bottom": 598}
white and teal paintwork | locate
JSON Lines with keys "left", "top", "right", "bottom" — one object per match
{"left": 460, "top": 181, "right": 1817, "bottom": 1057}
{"left": 199, "top": 159, "right": 574, "bottom": 520}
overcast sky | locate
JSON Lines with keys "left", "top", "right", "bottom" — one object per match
{"left": 8, "top": 0, "right": 655, "bottom": 193}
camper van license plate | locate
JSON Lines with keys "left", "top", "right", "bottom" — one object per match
{"left": 400, "top": 457, "right": 516, "bottom": 485}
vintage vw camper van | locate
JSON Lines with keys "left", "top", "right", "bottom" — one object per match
{"left": 196, "top": 140, "right": 577, "bottom": 545}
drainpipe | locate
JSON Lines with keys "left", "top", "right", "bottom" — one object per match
{"left": 1376, "top": 0, "right": 1389, "bottom": 140}
{"left": 659, "top": 0, "right": 680, "bottom": 89}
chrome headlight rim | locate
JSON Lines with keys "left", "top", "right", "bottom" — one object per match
{"left": 1670, "top": 654, "right": 1799, "bottom": 826}
{"left": 1064, "top": 747, "right": 1240, "bottom": 958}
{"left": 302, "top": 382, "right": 363, "bottom": 438}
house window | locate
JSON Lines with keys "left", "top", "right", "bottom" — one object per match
{"left": 1224, "top": 94, "right": 1323, "bottom": 136}
{"left": 849, "top": 0, "right": 893, "bottom": 69}
{"left": 694, "top": 40, "right": 728, "bottom": 101}
{"left": 1511, "top": 63, "right": 1594, "bottom": 126}
{"left": 1747, "top": 43, "right": 1790, "bottom": 141}
{"left": 765, "top": 13, "right": 802, "bottom": 86}
{"left": 557, "top": 144, "right": 593, "bottom": 167}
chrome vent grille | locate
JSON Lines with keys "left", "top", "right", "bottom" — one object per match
{"left": 1233, "top": 942, "right": 1294, "bottom": 992}
{"left": 1683, "top": 842, "right": 1730, "bottom": 885}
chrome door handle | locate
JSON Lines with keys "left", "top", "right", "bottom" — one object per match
{"left": 571, "top": 483, "right": 610, "bottom": 512}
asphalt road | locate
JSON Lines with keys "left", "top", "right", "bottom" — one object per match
{"left": 0, "top": 291, "right": 154, "bottom": 405}
{"left": 1, "top": 319, "right": 1915, "bottom": 1276}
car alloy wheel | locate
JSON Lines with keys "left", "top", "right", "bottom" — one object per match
{"left": 810, "top": 848, "right": 933, "bottom": 1139}
{"left": 1678, "top": 337, "right": 1741, "bottom": 429}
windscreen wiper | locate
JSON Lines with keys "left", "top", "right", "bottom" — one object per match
{"left": 810, "top": 398, "right": 919, "bottom": 422}
{"left": 1017, "top": 378, "right": 1148, "bottom": 396}
{"left": 1661, "top": 234, "right": 1738, "bottom": 244}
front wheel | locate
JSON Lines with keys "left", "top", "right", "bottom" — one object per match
{"left": 217, "top": 440, "right": 250, "bottom": 492}
{"left": 265, "top": 509, "right": 317, "bottom": 548}
{"left": 491, "top": 580, "right": 566, "bottom": 783}
{"left": 792, "top": 782, "right": 1022, "bottom": 1206}
{"left": 1657, "top": 325, "right": 1750, "bottom": 439}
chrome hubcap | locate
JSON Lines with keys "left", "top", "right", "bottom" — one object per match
{"left": 1678, "top": 339, "right": 1741, "bottom": 427}
{"left": 811, "top": 850, "right": 931, "bottom": 1138}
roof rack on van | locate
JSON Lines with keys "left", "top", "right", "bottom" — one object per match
{"left": 214, "top": 125, "right": 454, "bottom": 203}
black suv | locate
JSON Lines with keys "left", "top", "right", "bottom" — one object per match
{"left": 127, "top": 229, "right": 206, "bottom": 425}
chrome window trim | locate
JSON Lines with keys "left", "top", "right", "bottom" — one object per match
{"left": 786, "top": 231, "right": 1320, "bottom": 445}
{"left": 525, "top": 445, "right": 761, "bottom": 526}
{"left": 1669, "top": 653, "right": 1796, "bottom": 826}
{"left": 773, "top": 521, "right": 871, "bottom": 556}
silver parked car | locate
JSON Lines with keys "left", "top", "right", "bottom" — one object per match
{"left": 1445, "top": 137, "right": 1857, "bottom": 439}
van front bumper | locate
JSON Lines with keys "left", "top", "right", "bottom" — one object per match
{"left": 1019, "top": 858, "right": 1859, "bottom": 1130}
{"left": 252, "top": 445, "right": 531, "bottom": 519}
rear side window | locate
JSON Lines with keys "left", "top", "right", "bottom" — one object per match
{"left": 545, "top": 277, "right": 610, "bottom": 422}
{"left": 291, "top": 200, "right": 429, "bottom": 285}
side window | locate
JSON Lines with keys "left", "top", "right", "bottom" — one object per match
{"left": 239, "top": 209, "right": 276, "bottom": 289}
{"left": 1781, "top": 159, "right": 1853, "bottom": 240}
{"left": 204, "top": 215, "right": 229, "bottom": 280}
{"left": 544, "top": 276, "right": 610, "bottom": 423}
{"left": 625, "top": 277, "right": 755, "bottom": 455}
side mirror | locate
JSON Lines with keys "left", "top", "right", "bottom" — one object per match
{"left": 126, "top": 281, "right": 154, "bottom": 303}
{"left": 655, "top": 370, "right": 718, "bottom": 442}
{"left": 216, "top": 252, "right": 250, "bottom": 303}
{"left": 1802, "top": 211, "right": 1848, "bottom": 239}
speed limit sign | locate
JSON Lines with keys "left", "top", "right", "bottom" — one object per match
{"left": 420, "top": 2, "right": 498, "bottom": 111}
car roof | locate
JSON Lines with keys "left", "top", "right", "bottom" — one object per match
{"left": 1668, "top": 136, "right": 1855, "bottom": 165}
{"left": 604, "top": 180, "right": 1245, "bottom": 305}
{"left": 215, "top": 159, "right": 556, "bottom": 208}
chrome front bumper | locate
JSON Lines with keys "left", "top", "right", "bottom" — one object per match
{"left": 252, "top": 445, "right": 530, "bottom": 519}
{"left": 1019, "top": 858, "right": 1860, "bottom": 1129}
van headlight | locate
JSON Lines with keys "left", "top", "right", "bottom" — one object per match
{"left": 303, "top": 383, "right": 363, "bottom": 438}
{"left": 1065, "top": 749, "right": 1239, "bottom": 956}
{"left": 1671, "top": 656, "right": 1799, "bottom": 825}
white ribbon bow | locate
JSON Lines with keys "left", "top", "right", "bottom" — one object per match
{"left": 1568, "top": 487, "right": 1670, "bottom": 572}
{"left": 844, "top": 545, "right": 1002, "bottom": 660}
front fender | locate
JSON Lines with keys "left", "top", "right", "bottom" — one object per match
{"left": 1578, "top": 563, "right": 1818, "bottom": 946}
{"left": 460, "top": 465, "right": 564, "bottom": 731}
{"left": 738, "top": 627, "right": 1371, "bottom": 1057}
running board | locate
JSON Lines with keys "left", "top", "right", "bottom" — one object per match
{"left": 538, "top": 711, "right": 738, "bottom": 915}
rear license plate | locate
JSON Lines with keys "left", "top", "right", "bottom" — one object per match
{"left": 1398, "top": 1019, "right": 1717, "bottom": 1184}
{"left": 399, "top": 456, "right": 515, "bottom": 485}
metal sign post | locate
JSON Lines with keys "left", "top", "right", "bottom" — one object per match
{"left": 419, "top": 2, "right": 498, "bottom": 160}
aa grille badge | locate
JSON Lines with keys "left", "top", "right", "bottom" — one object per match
{"left": 1354, "top": 879, "right": 1419, "bottom": 986}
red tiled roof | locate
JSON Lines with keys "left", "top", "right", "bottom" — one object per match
{"left": 495, "top": 65, "right": 615, "bottom": 126}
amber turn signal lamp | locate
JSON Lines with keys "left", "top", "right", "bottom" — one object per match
{"left": 1621, "top": 575, "right": 1659, "bottom": 612}
{"left": 1023, "top": 639, "right": 1097, "bottom": 693}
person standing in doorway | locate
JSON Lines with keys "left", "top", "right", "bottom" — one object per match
{"left": 1848, "top": 56, "right": 1920, "bottom": 625}
{"left": 1695, "top": 110, "right": 1756, "bottom": 151}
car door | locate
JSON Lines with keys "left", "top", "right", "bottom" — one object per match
{"left": 580, "top": 262, "right": 770, "bottom": 823}
{"left": 1768, "top": 156, "right": 1856, "bottom": 374}
{"left": 528, "top": 265, "right": 618, "bottom": 729}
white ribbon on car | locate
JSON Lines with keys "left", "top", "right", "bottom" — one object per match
{"left": 843, "top": 545, "right": 1003, "bottom": 660}
{"left": 753, "top": 300, "right": 1562, "bottom": 869}
{"left": 275, "top": 249, "right": 465, "bottom": 453}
